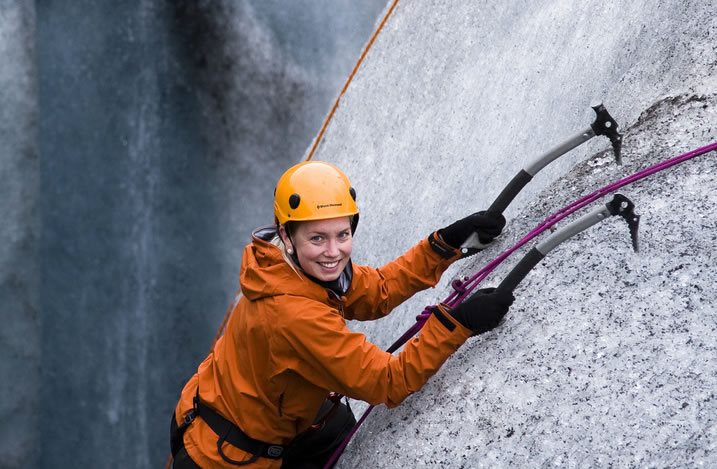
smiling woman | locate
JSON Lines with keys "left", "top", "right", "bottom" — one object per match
{"left": 170, "top": 160, "right": 513, "bottom": 468}
{"left": 281, "top": 218, "right": 354, "bottom": 282}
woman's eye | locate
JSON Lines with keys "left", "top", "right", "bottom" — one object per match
{"left": 338, "top": 231, "right": 351, "bottom": 240}
{"left": 311, "top": 236, "right": 323, "bottom": 242}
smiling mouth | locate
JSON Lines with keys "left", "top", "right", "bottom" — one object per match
{"left": 318, "top": 260, "right": 340, "bottom": 269}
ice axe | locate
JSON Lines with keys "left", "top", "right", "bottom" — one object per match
{"left": 496, "top": 193, "right": 639, "bottom": 294}
{"left": 461, "top": 104, "right": 623, "bottom": 256}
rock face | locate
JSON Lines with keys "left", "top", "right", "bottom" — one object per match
{"left": 0, "top": 3, "right": 39, "bottom": 468}
{"left": 306, "top": 2, "right": 717, "bottom": 467}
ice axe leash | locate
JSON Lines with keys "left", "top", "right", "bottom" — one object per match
{"left": 461, "top": 103, "right": 622, "bottom": 255}
{"left": 323, "top": 140, "right": 717, "bottom": 469}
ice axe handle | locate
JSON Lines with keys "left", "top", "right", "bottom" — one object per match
{"left": 496, "top": 196, "right": 628, "bottom": 294}
{"left": 486, "top": 125, "right": 596, "bottom": 216}
{"left": 496, "top": 204, "right": 609, "bottom": 293}
{"left": 460, "top": 171, "right": 534, "bottom": 252}
{"left": 487, "top": 170, "right": 533, "bottom": 215}
{"left": 472, "top": 125, "right": 597, "bottom": 245}
{"left": 496, "top": 247, "right": 544, "bottom": 293}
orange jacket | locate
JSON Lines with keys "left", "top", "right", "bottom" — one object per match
{"left": 175, "top": 227, "right": 472, "bottom": 467}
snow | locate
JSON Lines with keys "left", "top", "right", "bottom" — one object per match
{"left": 310, "top": 1, "right": 717, "bottom": 467}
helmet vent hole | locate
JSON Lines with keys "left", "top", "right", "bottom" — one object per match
{"left": 289, "top": 193, "right": 301, "bottom": 209}
{"left": 349, "top": 187, "right": 357, "bottom": 201}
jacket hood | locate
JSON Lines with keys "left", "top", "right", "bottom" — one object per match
{"left": 239, "top": 226, "right": 348, "bottom": 302}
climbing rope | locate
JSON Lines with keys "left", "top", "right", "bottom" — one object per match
{"left": 206, "top": 1, "right": 400, "bottom": 352}
{"left": 305, "top": 0, "right": 400, "bottom": 161}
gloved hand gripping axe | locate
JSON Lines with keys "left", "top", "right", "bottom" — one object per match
{"left": 462, "top": 104, "right": 623, "bottom": 255}
{"left": 496, "top": 193, "right": 639, "bottom": 294}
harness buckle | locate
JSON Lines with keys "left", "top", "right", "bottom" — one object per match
{"left": 183, "top": 409, "right": 197, "bottom": 426}
{"left": 267, "top": 445, "right": 284, "bottom": 458}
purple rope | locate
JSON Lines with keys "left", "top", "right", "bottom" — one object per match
{"left": 455, "top": 140, "right": 717, "bottom": 303}
{"left": 323, "top": 141, "right": 717, "bottom": 468}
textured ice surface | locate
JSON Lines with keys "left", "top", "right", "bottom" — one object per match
{"left": 341, "top": 94, "right": 717, "bottom": 468}
{"left": 307, "top": 1, "right": 717, "bottom": 467}
{"left": 0, "top": 3, "right": 38, "bottom": 468}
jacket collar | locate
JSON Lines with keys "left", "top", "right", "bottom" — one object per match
{"left": 240, "top": 225, "right": 353, "bottom": 302}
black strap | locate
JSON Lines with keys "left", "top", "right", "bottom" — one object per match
{"left": 196, "top": 399, "right": 286, "bottom": 464}
{"left": 179, "top": 389, "right": 286, "bottom": 465}
{"left": 428, "top": 231, "right": 459, "bottom": 259}
{"left": 171, "top": 394, "right": 200, "bottom": 457}
{"left": 429, "top": 304, "right": 456, "bottom": 332}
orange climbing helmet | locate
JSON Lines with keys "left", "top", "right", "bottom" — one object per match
{"left": 274, "top": 160, "right": 359, "bottom": 230}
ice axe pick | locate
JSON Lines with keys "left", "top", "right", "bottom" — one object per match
{"left": 496, "top": 193, "right": 639, "bottom": 294}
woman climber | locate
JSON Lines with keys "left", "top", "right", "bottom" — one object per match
{"left": 170, "top": 160, "right": 514, "bottom": 468}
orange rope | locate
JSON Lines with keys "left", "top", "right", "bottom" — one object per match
{"left": 305, "top": 0, "right": 400, "bottom": 161}
{"left": 207, "top": 1, "right": 401, "bottom": 347}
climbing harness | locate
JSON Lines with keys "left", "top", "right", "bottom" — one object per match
{"left": 171, "top": 388, "right": 286, "bottom": 466}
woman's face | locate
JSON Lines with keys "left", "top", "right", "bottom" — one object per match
{"left": 284, "top": 217, "right": 353, "bottom": 282}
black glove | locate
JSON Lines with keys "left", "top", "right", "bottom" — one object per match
{"left": 449, "top": 287, "right": 515, "bottom": 334}
{"left": 439, "top": 211, "right": 506, "bottom": 249}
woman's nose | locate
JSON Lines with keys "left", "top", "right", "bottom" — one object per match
{"left": 325, "top": 238, "right": 340, "bottom": 256}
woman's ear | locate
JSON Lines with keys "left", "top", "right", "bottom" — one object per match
{"left": 278, "top": 224, "right": 293, "bottom": 253}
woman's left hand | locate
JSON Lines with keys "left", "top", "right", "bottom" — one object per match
{"left": 438, "top": 210, "right": 506, "bottom": 249}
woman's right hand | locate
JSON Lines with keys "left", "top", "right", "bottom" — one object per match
{"left": 448, "top": 288, "right": 514, "bottom": 334}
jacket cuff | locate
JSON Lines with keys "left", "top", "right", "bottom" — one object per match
{"left": 426, "top": 303, "right": 472, "bottom": 342}
{"left": 428, "top": 231, "right": 461, "bottom": 259}
{"left": 429, "top": 303, "right": 470, "bottom": 334}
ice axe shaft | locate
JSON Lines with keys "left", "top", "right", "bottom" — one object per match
{"left": 490, "top": 103, "right": 622, "bottom": 215}
{"left": 497, "top": 194, "right": 638, "bottom": 293}
{"left": 488, "top": 128, "right": 595, "bottom": 215}
{"left": 462, "top": 104, "right": 623, "bottom": 254}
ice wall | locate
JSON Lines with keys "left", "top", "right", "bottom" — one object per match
{"left": 0, "top": 3, "right": 38, "bottom": 467}
{"left": 308, "top": 1, "right": 717, "bottom": 467}
{"left": 27, "top": 1, "right": 385, "bottom": 468}
{"left": 36, "top": 3, "right": 219, "bottom": 467}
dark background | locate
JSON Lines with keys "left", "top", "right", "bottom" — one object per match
{"left": 15, "top": 1, "right": 385, "bottom": 467}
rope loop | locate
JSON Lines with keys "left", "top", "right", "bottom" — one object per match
{"left": 451, "top": 277, "right": 468, "bottom": 295}
{"left": 415, "top": 307, "right": 433, "bottom": 322}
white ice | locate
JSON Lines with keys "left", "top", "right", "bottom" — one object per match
{"left": 311, "top": 1, "right": 717, "bottom": 467}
